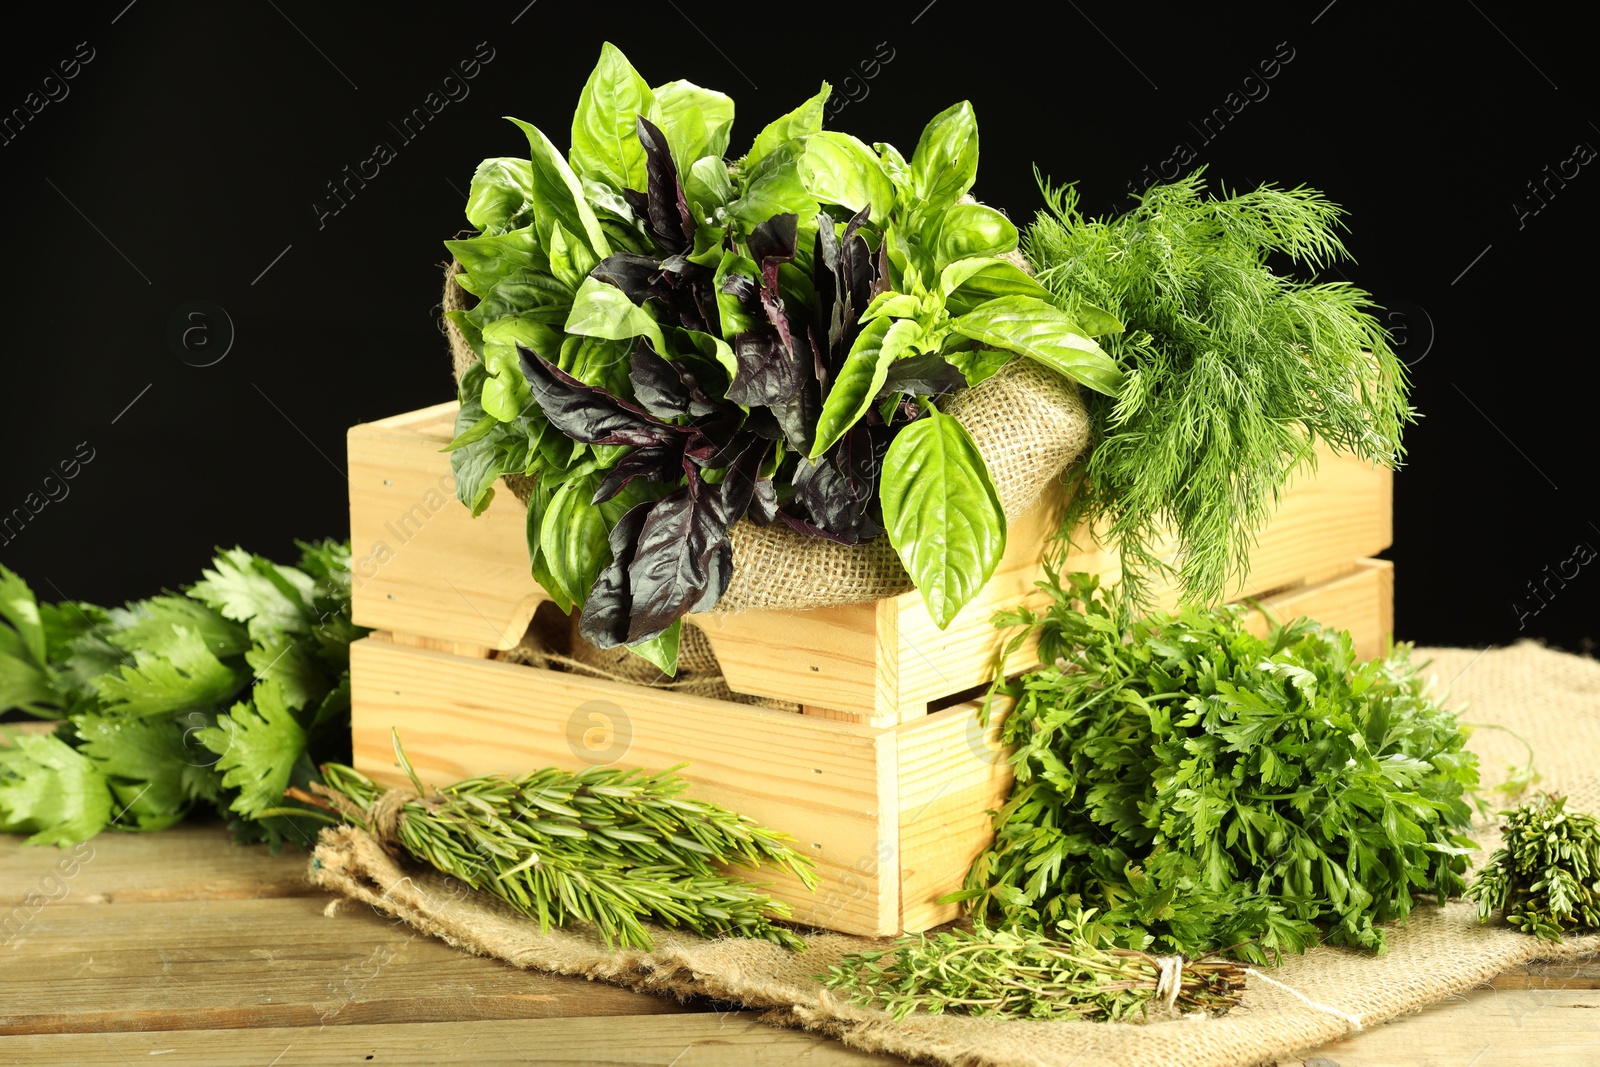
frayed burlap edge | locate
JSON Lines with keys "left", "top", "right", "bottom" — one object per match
{"left": 308, "top": 641, "right": 1600, "bottom": 1067}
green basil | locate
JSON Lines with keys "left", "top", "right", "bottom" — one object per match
{"left": 524, "top": 474, "right": 573, "bottom": 613}
{"left": 569, "top": 43, "right": 658, "bottom": 192}
{"left": 799, "top": 132, "right": 895, "bottom": 221}
{"left": 950, "top": 295, "right": 1123, "bottom": 396}
{"left": 930, "top": 203, "right": 1017, "bottom": 270}
{"left": 508, "top": 118, "right": 611, "bottom": 260}
{"left": 465, "top": 158, "right": 535, "bottom": 235}
{"left": 565, "top": 277, "right": 666, "bottom": 352}
{"left": 880, "top": 405, "right": 1006, "bottom": 628}
{"left": 910, "top": 101, "right": 978, "bottom": 210}
{"left": 940, "top": 257, "right": 1052, "bottom": 314}
{"left": 745, "top": 82, "right": 830, "bottom": 170}
{"left": 655, "top": 79, "right": 735, "bottom": 174}
{"left": 547, "top": 223, "right": 599, "bottom": 292}
{"left": 626, "top": 619, "right": 681, "bottom": 677}
{"left": 685, "top": 156, "right": 735, "bottom": 218}
{"left": 810, "top": 318, "right": 922, "bottom": 457}
{"left": 445, "top": 226, "right": 547, "bottom": 293}
{"left": 728, "top": 140, "right": 818, "bottom": 227}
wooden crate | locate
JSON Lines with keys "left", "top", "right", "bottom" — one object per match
{"left": 346, "top": 403, "right": 1395, "bottom": 936}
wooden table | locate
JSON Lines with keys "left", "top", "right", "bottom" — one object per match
{"left": 2, "top": 825, "right": 1595, "bottom": 1066}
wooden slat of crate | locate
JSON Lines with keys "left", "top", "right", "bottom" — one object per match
{"left": 1242, "top": 557, "right": 1395, "bottom": 660}
{"left": 348, "top": 403, "right": 544, "bottom": 651}
{"left": 349, "top": 635, "right": 900, "bottom": 936}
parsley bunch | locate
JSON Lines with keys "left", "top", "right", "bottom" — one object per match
{"left": 1468, "top": 795, "right": 1600, "bottom": 941}
{"left": 0, "top": 543, "right": 362, "bottom": 849}
{"left": 949, "top": 571, "right": 1479, "bottom": 962}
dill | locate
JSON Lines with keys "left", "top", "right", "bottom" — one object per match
{"left": 1024, "top": 171, "right": 1412, "bottom": 607}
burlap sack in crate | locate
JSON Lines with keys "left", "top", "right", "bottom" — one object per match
{"left": 311, "top": 641, "right": 1600, "bottom": 1067}
{"left": 441, "top": 258, "right": 1091, "bottom": 685}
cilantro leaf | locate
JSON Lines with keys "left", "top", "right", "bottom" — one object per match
{"left": 246, "top": 638, "right": 330, "bottom": 712}
{"left": 75, "top": 714, "right": 221, "bottom": 831}
{"left": 188, "top": 548, "right": 317, "bottom": 641}
{"left": 0, "top": 729, "right": 114, "bottom": 845}
{"left": 110, "top": 595, "right": 251, "bottom": 660}
{"left": 92, "top": 626, "right": 245, "bottom": 717}
{"left": 197, "top": 680, "right": 307, "bottom": 821}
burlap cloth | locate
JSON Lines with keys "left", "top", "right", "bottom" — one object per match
{"left": 308, "top": 641, "right": 1600, "bottom": 1066}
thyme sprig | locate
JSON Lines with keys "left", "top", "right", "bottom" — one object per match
{"left": 1467, "top": 795, "right": 1600, "bottom": 941}
{"left": 822, "top": 914, "right": 1247, "bottom": 1021}
{"left": 304, "top": 734, "right": 817, "bottom": 951}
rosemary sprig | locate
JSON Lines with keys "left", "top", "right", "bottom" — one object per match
{"left": 305, "top": 733, "right": 817, "bottom": 951}
{"left": 821, "top": 915, "right": 1247, "bottom": 1021}
{"left": 1467, "top": 795, "right": 1600, "bottom": 941}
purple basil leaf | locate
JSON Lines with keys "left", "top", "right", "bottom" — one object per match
{"left": 624, "top": 469, "right": 732, "bottom": 642}
{"left": 593, "top": 253, "right": 666, "bottom": 304}
{"left": 788, "top": 441, "right": 883, "bottom": 545}
{"left": 727, "top": 330, "right": 806, "bottom": 407}
{"left": 770, "top": 378, "right": 820, "bottom": 456}
{"left": 629, "top": 343, "right": 694, "bottom": 419}
{"left": 877, "top": 352, "right": 968, "bottom": 399}
{"left": 690, "top": 539, "right": 733, "bottom": 614}
{"left": 749, "top": 479, "right": 779, "bottom": 525}
{"left": 714, "top": 437, "right": 770, "bottom": 527}
{"left": 591, "top": 444, "right": 683, "bottom": 504}
{"left": 741, "top": 406, "right": 786, "bottom": 441}
{"left": 519, "top": 346, "right": 679, "bottom": 447}
{"left": 774, "top": 508, "right": 859, "bottom": 545}
{"left": 578, "top": 501, "right": 655, "bottom": 648}
{"left": 748, "top": 213, "right": 798, "bottom": 273}
{"left": 720, "top": 271, "right": 762, "bottom": 317}
{"left": 635, "top": 116, "right": 694, "bottom": 255}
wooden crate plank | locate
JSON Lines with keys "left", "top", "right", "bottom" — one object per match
{"left": 347, "top": 410, "right": 546, "bottom": 650}
{"left": 349, "top": 636, "right": 900, "bottom": 935}
{"left": 0, "top": 1013, "right": 899, "bottom": 1065}
{"left": 1242, "top": 558, "right": 1396, "bottom": 661}
{"left": 895, "top": 699, "right": 1015, "bottom": 932}
{"left": 1286, "top": 988, "right": 1600, "bottom": 1066}
{"left": 0, "top": 895, "right": 681, "bottom": 1036}
{"left": 694, "top": 601, "right": 888, "bottom": 723}
{"left": 0, "top": 823, "right": 314, "bottom": 908}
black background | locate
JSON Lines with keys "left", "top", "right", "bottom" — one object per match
{"left": 1, "top": 1, "right": 1593, "bottom": 654}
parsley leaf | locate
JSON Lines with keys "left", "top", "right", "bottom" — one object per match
{"left": 197, "top": 680, "right": 307, "bottom": 822}
{"left": 0, "top": 730, "right": 114, "bottom": 845}
{"left": 92, "top": 626, "right": 245, "bottom": 717}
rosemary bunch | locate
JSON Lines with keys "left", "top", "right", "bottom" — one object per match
{"left": 309, "top": 736, "right": 817, "bottom": 950}
{"left": 1025, "top": 172, "right": 1411, "bottom": 609}
{"left": 822, "top": 915, "right": 1247, "bottom": 1021}
{"left": 1468, "top": 795, "right": 1600, "bottom": 941}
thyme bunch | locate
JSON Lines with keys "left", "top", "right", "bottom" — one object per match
{"left": 821, "top": 914, "right": 1247, "bottom": 1021}
{"left": 1468, "top": 795, "right": 1600, "bottom": 941}
{"left": 1025, "top": 173, "right": 1412, "bottom": 609}
{"left": 305, "top": 735, "right": 816, "bottom": 950}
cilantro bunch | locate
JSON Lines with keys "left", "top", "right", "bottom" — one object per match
{"left": 0, "top": 543, "right": 362, "bottom": 849}
{"left": 950, "top": 571, "right": 1480, "bottom": 962}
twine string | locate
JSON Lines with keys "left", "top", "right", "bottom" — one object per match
{"left": 1244, "top": 967, "right": 1365, "bottom": 1031}
{"left": 1154, "top": 956, "right": 1184, "bottom": 1010}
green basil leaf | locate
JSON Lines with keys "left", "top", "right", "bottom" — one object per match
{"left": 1057, "top": 295, "right": 1125, "bottom": 338}
{"left": 810, "top": 318, "right": 922, "bottom": 458}
{"left": 569, "top": 43, "right": 658, "bottom": 192}
{"left": 684, "top": 156, "right": 735, "bottom": 218}
{"left": 482, "top": 315, "right": 562, "bottom": 420}
{"left": 940, "top": 256, "right": 1052, "bottom": 312}
{"left": 540, "top": 469, "right": 635, "bottom": 609}
{"left": 559, "top": 334, "right": 634, "bottom": 397}
{"left": 441, "top": 414, "right": 498, "bottom": 453}
{"left": 507, "top": 117, "right": 612, "bottom": 260}
{"left": 451, "top": 365, "right": 506, "bottom": 515}
{"left": 930, "top": 203, "right": 1017, "bottom": 270}
{"left": 713, "top": 251, "right": 760, "bottom": 338}
{"left": 951, "top": 295, "right": 1123, "bottom": 397}
{"left": 445, "top": 309, "right": 483, "bottom": 358}
{"left": 859, "top": 290, "right": 921, "bottom": 324}
{"left": 446, "top": 226, "right": 548, "bottom": 292}
{"left": 525, "top": 474, "right": 574, "bottom": 613}
{"left": 728, "top": 140, "right": 819, "bottom": 227}
{"left": 464, "top": 269, "right": 574, "bottom": 333}
{"left": 547, "top": 223, "right": 598, "bottom": 292}
{"left": 655, "top": 79, "right": 735, "bottom": 174}
{"left": 565, "top": 276, "right": 666, "bottom": 352}
{"left": 875, "top": 141, "right": 913, "bottom": 198}
{"left": 626, "top": 619, "right": 680, "bottom": 677}
{"left": 744, "top": 82, "right": 831, "bottom": 171}
{"left": 799, "top": 132, "right": 895, "bottom": 221}
{"left": 945, "top": 346, "right": 1015, "bottom": 387}
{"left": 910, "top": 101, "right": 978, "bottom": 210}
{"left": 465, "top": 158, "right": 535, "bottom": 235}
{"left": 880, "top": 405, "right": 1006, "bottom": 629}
